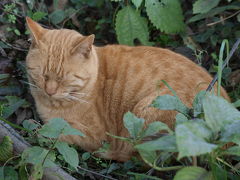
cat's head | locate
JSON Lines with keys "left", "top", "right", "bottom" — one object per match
{"left": 25, "top": 17, "right": 98, "bottom": 104}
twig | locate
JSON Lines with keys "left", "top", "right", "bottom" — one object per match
{"left": 0, "top": 39, "right": 28, "bottom": 52}
{"left": 77, "top": 166, "right": 118, "bottom": 180}
{"left": 207, "top": 10, "right": 240, "bottom": 27}
{"left": 206, "top": 38, "right": 240, "bottom": 92}
{"left": 192, "top": 156, "right": 197, "bottom": 166}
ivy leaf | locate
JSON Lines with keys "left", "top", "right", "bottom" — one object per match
{"left": 193, "top": 0, "right": 220, "bottom": 14}
{"left": 145, "top": 0, "right": 185, "bottom": 34}
{"left": 131, "top": 0, "right": 143, "bottom": 9}
{"left": 174, "top": 166, "right": 212, "bottom": 180}
{"left": 176, "top": 121, "right": 217, "bottom": 159}
{"left": 115, "top": 6, "right": 151, "bottom": 46}
{"left": 55, "top": 142, "right": 79, "bottom": 170}
{"left": 151, "top": 95, "right": 190, "bottom": 116}
{"left": 203, "top": 93, "right": 240, "bottom": 133}
{"left": 135, "top": 135, "right": 177, "bottom": 152}
{"left": 142, "top": 121, "right": 173, "bottom": 137}
{"left": 123, "top": 112, "right": 145, "bottom": 139}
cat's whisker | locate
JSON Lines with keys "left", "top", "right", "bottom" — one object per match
{"left": 20, "top": 80, "right": 40, "bottom": 89}
{"left": 67, "top": 95, "right": 89, "bottom": 104}
{"left": 69, "top": 92, "right": 87, "bottom": 96}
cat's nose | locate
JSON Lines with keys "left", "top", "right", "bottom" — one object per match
{"left": 45, "top": 80, "right": 58, "bottom": 96}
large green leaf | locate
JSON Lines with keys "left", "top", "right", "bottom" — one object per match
{"left": 135, "top": 135, "right": 177, "bottom": 152}
{"left": 203, "top": 93, "right": 240, "bottom": 133}
{"left": 123, "top": 112, "right": 145, "bottom": 139}
{"left": 142, "top": 121, "right": 173, "bottom": 137}
{"left": 39, "top": 118, "right": 84, "bottom": 138}
{"left": 115, "top": 6, "right": 150, "bottom": 46}
{"left": 55, "top": 142, "right": 79, "bottom": 170}
{"left": 174, "top": 166, "right": 212, "bottom": 180}
{"left": 176, "top": 121, "right": 217, "bottom": 159}
{"left": 151, "top": 95, "right": 190, "bottom": 116}
{"left": 145, "top": 0, "right": 185, "bottom": 34}
{"left": 193, "top": 0, "right": 220, "bottom": 14}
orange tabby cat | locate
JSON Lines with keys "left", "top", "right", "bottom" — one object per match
{"left": 25, "top": 17, "right": 229, "bottom": 162}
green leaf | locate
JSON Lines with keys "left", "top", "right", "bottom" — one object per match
{"left": 223, "top": 146, "right": 240, "bottom": 156}
{"left": 220, "top": 121, "right": 240, "bottom": 144}
{"left": 32, "top": 11, "right": 47, "bottom": 21}
{"left": 0, "top": 166, "right": 18, "bottom": 180}
{"left": 193, "top": 0, "right": 220, "bottom": 14}
{"left": 143, "top": 121, "right": 172, "bottom": 137}
{"left": 14, "top": 29, "right": 20, "bottom": 36}
{"left": 82, "top": 152, "right": 91, "bottom": 161}
{"left": 135, "top": 135, "right": 177, "bottom": 152}
{"left": 115, "top": 6, "right": 151, "bottom": 46}
{"left": 39, "top": 118, "right": 84, "bottom": 138}
{"left": 176, "top": 121, "right": 217, "bottom": 159}
{"left": 188, "top": 4, "right": 240, "bottom": 23}
{"left": 138, "top": 150, "right": 157, "bottom": 164}
{"left": 55, "top": 141, "right": 79, "bottom": 170}
{"left": 193, "top": 90, "right": 206, "bottom": 117}
{"left": 21, "top": 146, "right": 49, "bottom": 165}
{"left": 145, "top": 0, "right": 185, "bottom": 34}
{"left": 123, "top": 112, "right": 145, "bottom": 139}
{"left": 43, "top": 151, "right": 56, "bottom": 168}
{"left": 174, "top": 166, "right": 212, "bottom": 180}
{"left": 175, "top": 113, "right": 188, "bottom": 125}
{"left": 22, "top": 120, "right": 39, "bottom": 131}
{"left": 19, "top": 165, "right": 28, "bottom": 180}
{"left": 203, "top": 93, "right": 240, "bottom": 133}
{"left": 151, "top": 95, "right": 190, "bottom": 116}
{"left": 49, "top": 10, "right": 65, "bottom": 24}
{"left": 2, "top": 98, "right": 26, "bottom": 119}
{"left": 131, "top": 0, "right": 143, "bottom": 9}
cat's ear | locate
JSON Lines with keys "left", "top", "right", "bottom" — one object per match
{"left": 71, "top": 35, "right": 95, "bottom": 58}
{"left": 26, "top": 17, "right": 46, "bottom": 45}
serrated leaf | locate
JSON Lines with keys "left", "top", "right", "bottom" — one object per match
{"left": 132, "top": 0, "right": 143, "bottom": 9}
{"left": 55, "top": 141, "right": 79, "bottom": 170}
{"left": 151, "top": 95, "right": 190, "bottom": 116}
{"left": 174, "top": 166, "right": 212, "bottom": 180}
{"left": 193, "top": 0, "right": 220, "bottom": 14}
{"left": 203, "top": 93, "right": 240, "bottom": 133}
{"left": 145, "top": 0, "right": 185, "bottom": 34}
{"left": 176, "top": 121, "right": 217, "bottom": 159}
{"left": 115, "top": 6, "right": 151, "bottom": 46}
{"left": 49, "top": 10, "right": 65, "bottom": 24}
{"left": 21, "top": 146, "right": 49, "bottom": 165}
{"left": 135, "top": 135, "right": 177, "bottom": 152}
{"left": 143, "top": 121, "right": 172, "bottom": 137}
{"left": 123, "top": 112, "right": 145, "bottom": 139}
{"left": 39, "top": 118, "right": 84, "bottom": 138}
